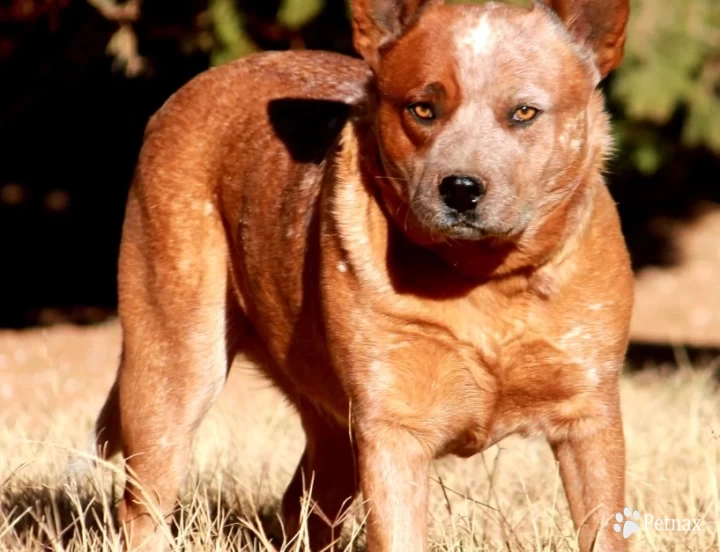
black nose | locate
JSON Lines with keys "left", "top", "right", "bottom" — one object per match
{"left": 439, "top": 175, "right": 485, "bottom": 213}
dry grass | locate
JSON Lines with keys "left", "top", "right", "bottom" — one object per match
{"left": 0, "top": 321, "right": 719, "bottom": 551}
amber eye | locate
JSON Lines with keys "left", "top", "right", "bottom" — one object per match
{"left": 512, "top": 105, "right": 539, "bottom": 123}
{"left": 409, "top": 102, "right": 435, "bottom": 122}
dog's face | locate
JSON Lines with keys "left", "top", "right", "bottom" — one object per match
{"left": 351, "top": 0, "right": 629, "bottom": 242}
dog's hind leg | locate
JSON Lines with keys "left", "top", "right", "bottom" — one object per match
{"left": 281, "top": 405, "right": 359, "bottom": 551}
{"left": 91, "top": 377, "right": 123, "bottom": 461}
{"left": 108, "top": 189, "right": 239, "bottom": 551}
{"left": 64, "top": 378, "right": 122, "bottom": 482}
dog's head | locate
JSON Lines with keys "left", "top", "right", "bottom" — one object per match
{"left": 351, "top": 0, "right": 629, "bottom": 243}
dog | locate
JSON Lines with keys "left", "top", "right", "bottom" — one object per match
{"left": 88, "top": 0, "right": 634, "bottom": 550}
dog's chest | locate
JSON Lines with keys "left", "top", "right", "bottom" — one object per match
{"left": 455, "top": 300, "right": 607, "bottom": 454}
{"left": 365, "top": 288, "right": 607, "bottom": 457}
{"left": 472, "top": 324, "right": 602, "bottom": 451}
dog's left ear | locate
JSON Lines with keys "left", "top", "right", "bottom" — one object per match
{"left": 542, "top": 0, "right": 630, "bottom": 80}
{"left": 351, "top": 0, "right": 444, "bottom": 72}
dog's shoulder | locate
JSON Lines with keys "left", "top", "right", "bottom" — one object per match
{"left": 237, "top": 50, "right": 373, "bottom": 103}
{"left": 143, "top": 50, "right": 371, "bottom": 139}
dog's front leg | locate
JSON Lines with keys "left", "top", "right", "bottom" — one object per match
{"left": 356, "top": 426, "right": 431, "bottom": 552}
{"left": 550, "top": 392, "right": 627, "bottom": 552}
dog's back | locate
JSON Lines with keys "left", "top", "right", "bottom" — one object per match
{"left": 135, "top": 50, "right": 369, "bottom": 206}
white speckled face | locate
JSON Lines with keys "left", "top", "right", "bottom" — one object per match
{"left": 458, "top": 13, "right": 494, "bottom": 57}
{"left": 373, "top": 2, "right": 604, "bottom": 243}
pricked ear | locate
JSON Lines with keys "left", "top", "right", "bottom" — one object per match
{"left": 350, "top": 0, "right": 444, "bottom": 72}
{"left": 542, "top": 0, "right": 630, "bottom": 80}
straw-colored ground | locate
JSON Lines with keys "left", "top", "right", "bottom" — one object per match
{"left": 1, "top": 321, "right": 718, "bottom": 551}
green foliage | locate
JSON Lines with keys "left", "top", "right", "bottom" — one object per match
{"left": 278, "top": 0, "right": 324, "bottom": 28}
{"left": 612, "top": 0, "right": 720, "bottom": 173}
{"left": 209, "top": 0, "right": 258, "bottom": 66}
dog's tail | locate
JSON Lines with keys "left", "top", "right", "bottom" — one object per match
{"left": 65, "top": 379, "right": 123, "bottom": 483}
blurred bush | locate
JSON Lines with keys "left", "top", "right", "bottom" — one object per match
{"left": 612, "top": 0, "right": 720, "bottom": 175}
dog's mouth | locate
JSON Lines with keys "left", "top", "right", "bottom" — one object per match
{"left": 435, "top": 218, "right": 522, "bottom": 241}
{"left": 410, "top": 200, "right": 527, "bottom": 242}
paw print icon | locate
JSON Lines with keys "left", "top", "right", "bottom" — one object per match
{"left": 614, "top": 507, "right": 641, "bottom": 539}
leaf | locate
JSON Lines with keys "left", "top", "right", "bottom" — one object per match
{"left": 209, "top": 0, "right": 258, "bottom": 66}
{"left": 278, "top": 0, "right": 324, "bottom": 29}
{"left": 632, "top": 140, "right": 663, "bottom": 175}
{"left": 684, "top": 80, "right": 720, "bottom": 153}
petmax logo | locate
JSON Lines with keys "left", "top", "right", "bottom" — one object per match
{"left": 613, "top": 507, "right": 702, "bottom": 539}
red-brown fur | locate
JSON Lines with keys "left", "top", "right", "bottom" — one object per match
{"left": 89, "top": 1, "right": 634, "bottom": 550}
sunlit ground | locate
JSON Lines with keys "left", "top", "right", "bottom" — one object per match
{"left": 1, "top": 321, "right": 718, "bottom": 550}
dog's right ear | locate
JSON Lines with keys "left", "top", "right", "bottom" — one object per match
{"left": 350, "top": 0, "right": 444, "bottom": 72}
{"left": 542, "top": 0, "right": 629, "bottom": 81}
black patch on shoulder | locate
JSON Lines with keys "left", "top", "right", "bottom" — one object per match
{"left": 267, "top": 99, "right": 354, "bottom": 164}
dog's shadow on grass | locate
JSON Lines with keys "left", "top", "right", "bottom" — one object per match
{"left": 0, "top": 475, "right": 366, "bottom": 550}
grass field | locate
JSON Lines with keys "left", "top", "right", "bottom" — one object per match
{"left": 1, "top": 321, "right": 719, "bottom": 551}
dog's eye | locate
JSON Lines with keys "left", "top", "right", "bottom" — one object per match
{"left": 512, "top": 105, "right": 540, "bottom": 123}
{"left": 409, "top": 103, "right": 435, "bottom": 122}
